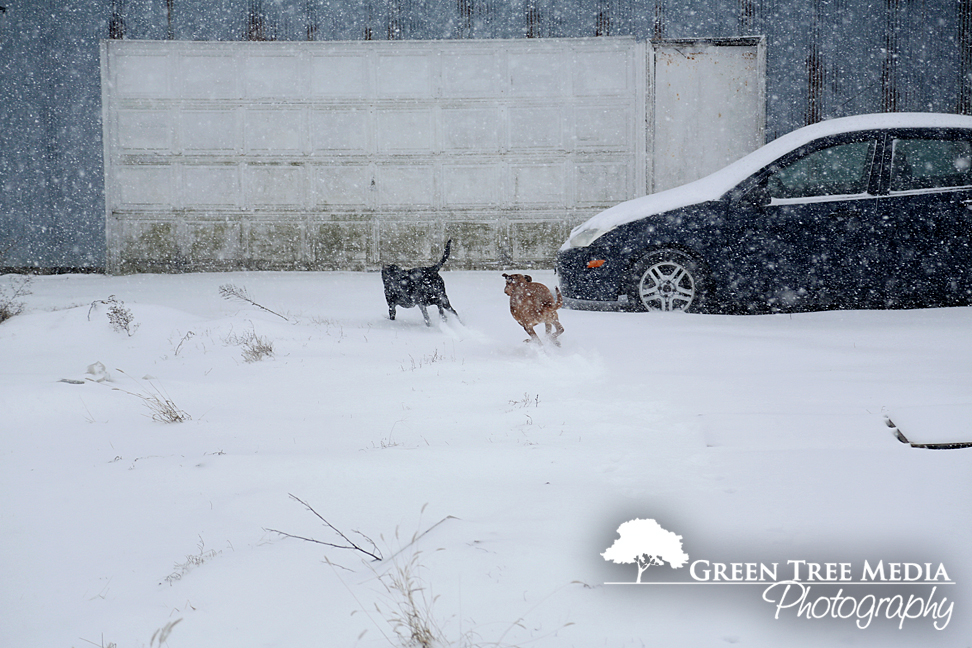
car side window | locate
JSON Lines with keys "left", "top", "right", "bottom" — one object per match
{"left": 890, "top": 138, "right": 972, "bottom": 192}
{"left": 765, "top": 140, "right": 876, "bottom": 200}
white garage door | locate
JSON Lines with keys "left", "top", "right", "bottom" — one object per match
{"left": 652, "top": 38, "right": 766, "bottom": 192}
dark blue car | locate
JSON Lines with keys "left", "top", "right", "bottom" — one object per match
{"left": 557, "top": 113, "right": 972, "bottom": 313}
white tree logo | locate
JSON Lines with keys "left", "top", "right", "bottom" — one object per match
{"left": 602, "top": 518, "right": 689, "bottom": 583}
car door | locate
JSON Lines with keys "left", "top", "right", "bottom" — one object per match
{"left": 727, "top": 134, "right": 884, "bottom": 310}
{"left": 875, "top": 130, "right": 972, "bottom": 307}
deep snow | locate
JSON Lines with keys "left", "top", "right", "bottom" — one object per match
{"left": 1, "top": 270, "right": 970, "bottom": 647}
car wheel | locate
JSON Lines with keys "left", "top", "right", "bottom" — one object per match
{"left": 629, "top": 250, "right": 705, "bottom": 312}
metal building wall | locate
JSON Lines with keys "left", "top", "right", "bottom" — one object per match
{"left": 0, "top": 1, "right": 106, "bottom": 269}
{"left": 1, "top": 0, "right": 970, "bottom": 270}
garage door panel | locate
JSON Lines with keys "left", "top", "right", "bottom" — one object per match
{"left": 179, "top": 54, "right": 239, "bottom": 99}
{"left": 245, "top": 55, "right": 301, "bottom": 98}
{"left": 575, "top": 161, "right": 630, "bottom": 205}
{"left": 572, "top": 49, "right": 632, "bottom": 95}
{"left": 575, "top": 106, "right": 630, "bottom": 149}
{"left": 378, "top": 165, "right": 434, "bottom": 207}
{"left": 509, "top": 107, "right": 564, "bottom": 150}
{"left": 313, "top": 165, "right": 373, "bottom": 207}
{"left": 246, "top": 109, "right": 302, "bottom": 152}
{"left": 245, "top": 166, "right": 303, "bottom": 207}
{"left": 116, "top": 166, "right": 173, "bottom": 207}
{"left": 441, "top": 53, "right": 504, "bottom": 98}
{"left": 379, "top": 221, "right": 437, "bottom": 265}
{"left": 310, "top": 110, "right": 370, "bottom": 153}
{"left": 377, "top": 54, "right": 432, "bottom": 97}
{"left": 512, "top": 164, "right": 566, "bottom": 205}
{"left": 182, "top": 110, "right": 240, "bottom": 153}
{"left": 441, "top": 108, "right": 502, "bottom": 151}
{"left": 118, "top": 110, "right": 172, "bottom": 152}
{"left": 114, "top": 54, "right": 169, "bottom": 98}
{"left": 443, "top": 165, "right": 505, "bottom": 206}
{"left": 183, "top": 166, "right": 240, "bottom": 208}
{"left": 377, "top": 109, "right": 434, "bottom": 153}
{"left": 310, "top": 55, "right": 371, "bottom": 98}
{"left": 509, "top": 51, "right": 564, "bottom": 96}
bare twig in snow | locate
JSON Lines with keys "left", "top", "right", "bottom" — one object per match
{"left": 78, "top": 635, "right": 117, "bottom": 648}
{"left": 218, "top": 283, "right": 288, "bottom": 321}
{"left": 265, "top": 494, "right": 382, "bottom": 561}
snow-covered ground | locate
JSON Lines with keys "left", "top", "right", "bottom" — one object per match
{"left": 1, "top": 270, "right": 969, "bottom": 647}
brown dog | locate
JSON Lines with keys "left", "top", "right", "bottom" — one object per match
{"left": 503, "top": 273, "right": 564, "bottom": 346}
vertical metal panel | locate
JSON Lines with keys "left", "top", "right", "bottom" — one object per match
{"left": 0, "top": 0, "right": 106, "bottom": 269}
{"left": 881, "top": 0, "right": 901, "bottom": 112}
{"left": 652, "top": 0, "right": 666, "bottom": 40}
{"left": 959, "top": 0, "right": 972, "bottom": 115}
{"left": 739, "top": 0, "right": 758, "bottom": 34}
{"left": 806, "top": 0, "right": 824, "bottom": 124}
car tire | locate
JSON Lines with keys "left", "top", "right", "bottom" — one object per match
{"left": 628, "top": 249, "right": 706, "bottom": 312}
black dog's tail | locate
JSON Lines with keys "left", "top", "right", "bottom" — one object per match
{"left": 433, "top": 239, "right": 452, "bottom": 270}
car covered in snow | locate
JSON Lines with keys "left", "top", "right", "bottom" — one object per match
{"left": 556, "top": 113, "right": 972, "bottom": 313}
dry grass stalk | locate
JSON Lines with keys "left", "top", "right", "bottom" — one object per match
{"left": 0, "top": 275, "right": 31, "bottom": 324}
{"left": 108, "top": 370, "right": 191, "bottom": 423}
{"left": 225, "top": 328, "right": 275, "bottom": 362}
{"left": 88, "top": 295, "right": 138, "bottom": 336}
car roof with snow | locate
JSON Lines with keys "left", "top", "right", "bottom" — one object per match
{"left": 563, "top": 112, "right": 972, "bottom": 250}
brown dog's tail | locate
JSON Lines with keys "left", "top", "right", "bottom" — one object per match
{"left": 554, "top": 286, "right": 563, "bottom": 310}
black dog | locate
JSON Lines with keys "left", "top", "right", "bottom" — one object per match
{"left": 381, "top": 240, "right": 459, "bottom": 326}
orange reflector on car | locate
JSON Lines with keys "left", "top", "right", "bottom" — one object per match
{"left": 586, "top": 259, "right": 606, "bottom": 268}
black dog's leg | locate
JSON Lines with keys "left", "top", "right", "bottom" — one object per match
{"left": 439, "top": 296, "right": 459, "bottom": 323}
{"left": 419, "top": 304, "right": 432, "bottom": 326}
{"left": 445, "top": 302, "right": 459, "bottom": 322}
{"left": 388, "top": 304, "right": 397, "bottom": 320}
{"left": 439, "top": 303, "right": 459, "bottom": 323}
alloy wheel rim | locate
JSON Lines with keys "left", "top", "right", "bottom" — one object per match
{"left": 639, "top": 261, "right": 696, "bottom": 311}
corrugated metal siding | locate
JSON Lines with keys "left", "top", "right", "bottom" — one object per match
{"left": 1, "top": 0, "right": 970, "bottom": 268}
{"left": 962, "top": 0, "right": 972, "bottom": 115}
{"left": 0, "top": 0, "right": 106, "bottom": 269}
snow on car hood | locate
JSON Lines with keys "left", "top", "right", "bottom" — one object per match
{"left": 562, "top": 112, "right": 972, "bottom": 250}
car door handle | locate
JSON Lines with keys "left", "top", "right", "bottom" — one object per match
{"left": 830, "top": 210, "right": 860, "bottom": 220}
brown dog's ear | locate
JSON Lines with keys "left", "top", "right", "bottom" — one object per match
{"left": 502, "top": 273, "right": 509, "bottom": 279}
{"left": 524, "top": 275, "right": 532, "bottom": 282}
